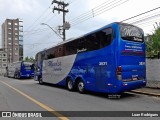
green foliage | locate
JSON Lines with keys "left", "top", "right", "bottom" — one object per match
{"left": 24, "top": 56, "right": 35, "bottom": 62}
{"left": 146, "top": 23, "right": 160, "bottom": 59}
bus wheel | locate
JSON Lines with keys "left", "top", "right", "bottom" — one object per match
{"left": 39, "top": 78, "right": 43, "bottom": 85}
{"left": 14, "top": 74, "right": 17, "bottom": 79}
{"left": 14, "top": 75, "right": 16, "bottom": 79}
{"left": 17, "top": 73, "right": 20, "bottom": 79}
{"left": 67, "top": 79, "right": 74, "bottom": 91}
{"left": 77, "top": 80, "right": 85, "bottom": 94}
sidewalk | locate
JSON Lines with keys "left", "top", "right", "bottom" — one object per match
{"left": 131, "top": 87, "right": 160, "bottom": 97}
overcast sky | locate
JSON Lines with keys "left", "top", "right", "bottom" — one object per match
{"left": 1, "top": 0, "right": 160, "bottom": 58}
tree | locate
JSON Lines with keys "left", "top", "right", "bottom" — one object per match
{"left": 24, "top": 56, "right": 35, "bottom": 63}
{"left": 146, "top": 22, "right": 160, "bottom": 59}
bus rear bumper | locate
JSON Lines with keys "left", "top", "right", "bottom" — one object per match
{"left": 21, "top": 74, "right": 34, "bottom": 78}
{"left": 115, "top": 80, "right": 146, "bottom": 93}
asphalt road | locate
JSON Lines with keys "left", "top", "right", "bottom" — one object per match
{"left": 0, "top": 76, "right": 160, "bottom": 120}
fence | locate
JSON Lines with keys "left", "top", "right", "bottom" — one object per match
{"left": 146, "top": 59, "right": 160, "bottom": 88}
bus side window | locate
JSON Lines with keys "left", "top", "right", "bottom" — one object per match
{"left": 100, "top": 28, "right": 113, "bottom": 48}
{"left": 86, "top": 34, "right": 100, "bottom": 51}
{"left": 47, "top": 48, "right": 55, "bottom": 59}
{"left": 77, "top": 38, "right": 86, "bottom": 52}
{"left": 65, "top": 41, "right": 77, "bottom": 56}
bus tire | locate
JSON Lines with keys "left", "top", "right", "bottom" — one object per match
{"left": 77, "top": 80, "right": 85, "bottom": 94}
{"left": 67, "top": 79, "right": 74, "bottom": 91}
{"left": 14, "top": 74, "right": 17, "bottom": 79}
{"left": 39, "top": 78, "right": 43, "bottom": 85}
{"left": 17, "top": 73, "right": 21, "bottom": 79}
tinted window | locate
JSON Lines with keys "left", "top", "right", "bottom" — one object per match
{"left": 86, "top": 28, "right": 113, "bottom": 52}
{"left": 39, "top": 28, "right": 113, "bottom": 58}
{"left": 99, "top": 28, "right": 113, "bottom": 48}
{"left": 65, "top": 40, "right": 77, "bottom": 55}
{"left": 46, "top": 48, "right": 55, "bottom": 59}
{"left": 86, "top": 34, "right": 100, "bottom": 51}
{"left": 120, "top": 24, "right": 144, "bottom": 42}
{"left": 77, "top": 38, "right": 87, "bottom": 53}
{"left": 23, "top": 62, "right": 34, "bottom": 70}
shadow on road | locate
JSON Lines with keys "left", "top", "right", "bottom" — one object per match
{"left": 36, "top": 82, "right": 138, "bottom": 100}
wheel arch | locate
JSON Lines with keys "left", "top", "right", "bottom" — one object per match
{"left": 65, "top": 76, "right": 74, "bottom": 85}
{"left": 75, "top": 76, "right": 85, "bottom": 87}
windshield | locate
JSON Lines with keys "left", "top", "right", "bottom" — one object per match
{"left": 120, "top": 24, "right": 144, "bottom": 42}
{"left": 23, "top": 62, "right": 34, "bottom": 70}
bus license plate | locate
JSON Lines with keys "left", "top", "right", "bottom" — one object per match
{"left": 132, "top": 78, "right": 138, "bottom": 81}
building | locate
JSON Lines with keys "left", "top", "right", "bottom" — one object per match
{"left": 1, "top": 18, "right": 23, "bottom": 63}
{"left": 0, "top": 49, "right": 7, "bottom": 75}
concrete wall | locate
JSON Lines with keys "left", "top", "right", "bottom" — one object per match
{"left": 146, "top": 59, "right": 160, "bottom": 88}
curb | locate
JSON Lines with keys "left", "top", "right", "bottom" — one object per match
{"left": 131, "top": 90, "right": 160, "bottom": 97}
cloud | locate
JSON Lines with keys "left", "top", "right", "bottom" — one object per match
{"left": 0, "top": 0, "right": 45, "bottom": 22}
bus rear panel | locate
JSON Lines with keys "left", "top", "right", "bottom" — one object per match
{"left": 114, "top": 23, "right": 146, "bottom": 93}
{"left": 7, "top": 61, "right": 34, "bottom": 79}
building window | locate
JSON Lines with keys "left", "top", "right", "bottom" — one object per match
{"left": 15, "top": 37, "right": 18, "bottom": 40}
{"left": 19, "top": 32, "right": 23, "bottom": 36}
{"left": 10, "top": 53, "right": 12, "bottom": 55}
{"left": 15, "top": 53, "right": 18, "bottom": 56}
{"left": 15, "top": 43, "right": 18, "bottom": 46}
{"left": 8, "top": 27, "right": 12, "bottom": 30}
{"left": 8, "top": 22, "right": 11, "bottom": 25}
{"left": 2, "top": 63, "right": 7, "bottom": 67}
{"left": 19, "top": 26, "right": 23, "bottom": 31}
{"left": 3, "top": 53, "right": 7, "bottom": 57}
{"left": 15, "top": 33, "right": 18, "bottom": 35}
{"left": 15, "top": 28, "right": 18, "bottom": 30}
{"left": 8, "top": 37, "right": 12, "bottom": 40}
{"left": 8, "top": 32, "right": 12, "bottom": 35}
{"left": 15, "top": 48, "right": 18, "bottom": 50}
{"left": 19, "top": 21, "right": 23, "bottom": 26}
{"left": 8, "top": 43, "right": 12, "bottom": 45}
{"left": 19, "top": 36, "right": 23, "bottom": 41}
{"left": 2, "top": 59, "right": 7, "bottom": 62}
{"left": 15, "top": 23, "right": 18, "bottom": 25}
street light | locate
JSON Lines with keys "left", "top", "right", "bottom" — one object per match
{"left": 40, "top": 23, "right": 63, "bottom": 40}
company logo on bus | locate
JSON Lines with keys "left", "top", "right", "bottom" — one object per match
{"left": 48, "top": 60, "right": 62, "bottom": 71}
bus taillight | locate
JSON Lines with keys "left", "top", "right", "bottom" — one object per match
{"left": 116, "top": 66, "right": 122, "bottom": 80}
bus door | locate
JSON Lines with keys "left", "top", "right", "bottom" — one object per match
{"left": 117, "top": 24, "right": 146, "bottom": 84}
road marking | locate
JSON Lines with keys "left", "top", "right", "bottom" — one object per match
{"left": 0, "top": 81, "right": 69, "bottom": 120}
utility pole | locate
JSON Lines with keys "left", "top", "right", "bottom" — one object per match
{"left": 52, "top": 0, "right": 70, "bottom": 41}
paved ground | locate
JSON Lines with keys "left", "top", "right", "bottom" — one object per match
{"left": 0, "top": 76, "right": 160, "bottom": 120}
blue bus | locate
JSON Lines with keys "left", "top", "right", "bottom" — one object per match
{"left": 34, "top": 22, "right": 146, "bottom": 94}
{"left": 7, "top": 61, "right": 34, "bottom": 79}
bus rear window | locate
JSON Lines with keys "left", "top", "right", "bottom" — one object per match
{"left": 120, "top": 24, "right": 144, "bottom": 42}
{"left": 23, "top": 62, "right": 34, "bottom": 70}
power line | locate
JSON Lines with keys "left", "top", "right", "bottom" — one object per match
{"left": 70, "top": 0, "right": 129, "bottom": 26}
{"left": 131, "top": 13, "right": 160, "bottom": 25}
{"left": 128, "top": 11, "right": 160, "bottom": 24}
{"left": 121, "top": 7, "right": 160, "bottom": 22}
{"left": 69, "top": 0, "right": 115, "bottom": 22}
{"left": 25, "top": 5, "right": 52, "bottom": 31}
